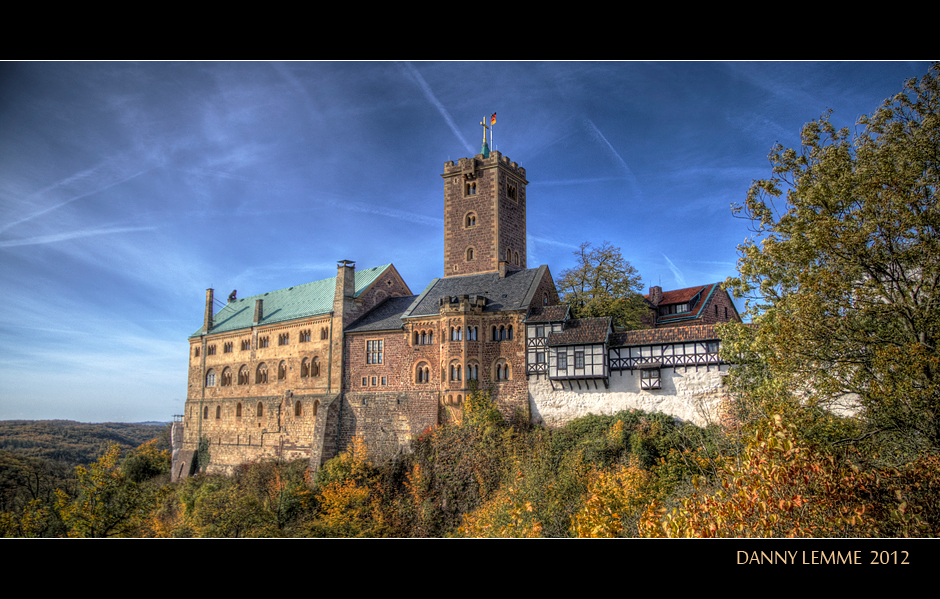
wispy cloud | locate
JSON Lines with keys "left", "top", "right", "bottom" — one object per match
{"left": 324, "top": 197, "right": 444, "bottom": 227}
{"left": 0, "top": 226, "right": 158, "bottom": 248}
{"left": 398, "top": 62, "right": 473, "bottom": 155}
{"left": 532, "top": 177, "right": 629, "bottom": 186}
{"left": 527, "top": 234, "right": 580, "bottom": 250}
{"left": 2, "top": 161, "right": 158, "bottom": 234}
{"left": 662, "top": 253, "right": 686, "bottom": 287}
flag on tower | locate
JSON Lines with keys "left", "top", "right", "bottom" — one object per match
{"left": 491, "top": 113, "right": 496, "bottom": 126}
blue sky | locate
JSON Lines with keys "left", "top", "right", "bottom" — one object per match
{"left": 0, "top": 61, "right": 931, "bottom": 422}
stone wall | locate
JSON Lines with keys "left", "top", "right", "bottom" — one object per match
{"left": 528, "top": 363, "right": 732, "bottom": 428}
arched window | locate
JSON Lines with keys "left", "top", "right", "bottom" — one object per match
{"left": 506, "top": 248, "right": 512, "bottom": 262}
{"left": 492, "top": 326, "right": 499, "bottom": 341}
{"left": 238, "top": 365, "right": 249, "bottom": 385}
{"left": 312, "top": 357, "right": 320, "bottom": 377}
{"left": 221, "top": 368, "right": 232, "bottom": 387}
{"left": 450, "top": 362, "right": 462, "bottom": 381}
{"left": 416, "top": 362, "right": 430, "bottom": 384}
{"left": 428, "top": 331, "right": 433, "bottom": 344}
{"left": 467, "top": 363, "right": 479, "bottom": 381}
{"left": 499, "top": 325, "right": 506, "bottom": 340}
{"left": 467, "top": 247, "right": 474, "bottom": 261}
{"left": 507, "top": 325, "right": 513, "bottom": 340}
{"left": 495, "top": 359, "right": 510, "bottom": 381}
{"left": 236, "top": 403, "right": 243, "bottom": 417}
{"left": 313, "top": 400, "right": 319, "bottom": 416}
{"left": 514, "top": 251, "right": 520, "bottom": 265}
{"left": 203, "top": 406, "right": 209, "bottom": 419}
{"left": 468, "top": 326, "right": 477, "bottom": 341}
{"left": 465, "top": 212, "right": 477, "bottom": 227}
{"left": 295, "top": 401, "right": 302, "bottom": 417}
{"left": 215, "top": 406, "right": 221, "bottom": 419}
{"left": 205, "top": 369, "right": 216, "bottom": 387}
{"left": 256, "top": 363, "right": 268, "bottom": 384}
{"left": 301, "top": 358, "right": 310, "bottom": 378}
{"left": 278, "top": 361, "right": 287, "bottom": 381}
{"left": 257, "top": 402, "right": 264, "bottom": 417}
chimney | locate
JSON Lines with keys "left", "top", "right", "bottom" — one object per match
{"left": 649, "top": 286, "right": 663, "bottom": 307}
{"left": 498, "top": 260, "right": 508, "bottom": 278}
{"left": 253, "top": 299, "right": 263, "bottom": 325}
{"left": 335, "top": 260, "right": 356, "bottom": 301}
{"left": 203, "top": 289, "right": 214, "bottom": 334}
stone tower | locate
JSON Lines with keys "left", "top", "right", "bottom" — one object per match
{"left": 441, "top": 150, "right": 528, "bottom": 278}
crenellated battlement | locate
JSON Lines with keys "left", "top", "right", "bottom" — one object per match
{"left": 443, "top": 152, "right": 526, "bottom": 180}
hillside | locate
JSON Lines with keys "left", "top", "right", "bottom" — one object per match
{"left": 0, "top": 420, "right": 170, "bottom": 467}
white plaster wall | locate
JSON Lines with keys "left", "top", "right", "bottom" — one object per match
{"left": 528, "top": 364, "right": 729, "bottom": 428}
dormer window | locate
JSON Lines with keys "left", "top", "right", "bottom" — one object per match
{"left": 659, "top": 303, "right": 690, "bottom": 316}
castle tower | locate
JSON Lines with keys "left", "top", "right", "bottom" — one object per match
{"left": 442, "top": 150, "right": 528, "bottom": 278}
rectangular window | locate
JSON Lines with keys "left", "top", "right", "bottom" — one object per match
{"left": 575, "top": 351, "right": 584, "bottom": 369}
{"left": 641, "top": 368, "right": 661, "bottom": 390}
{"left": 536, "top": 325, "right": 545, "bottom": 338}
{"left": 557, "top": 353, "right": 567, "bottom": 369}
{"left": 371, "top": 376, "right": 377, "bottom": 386}
{"left": 366, "top": 339, "right": 384, "bottom": 364}
{"left": 536, "top": 352, "right": 545, "bottom": 364}
{"left": 381, "top": 377, "right": 387, "bottom": 386}
{"left": 362, "top": 377, "right": 367, "bottom": 386}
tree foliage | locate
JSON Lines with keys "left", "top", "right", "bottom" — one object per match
{"left": 723, "top": 63, "right": 940, "bottom": 456}
{"left": 54, "top": 444, "right": 168, "bottom": 538}
{"left": 557, "top": 241, "right": 648, "bottom": 330}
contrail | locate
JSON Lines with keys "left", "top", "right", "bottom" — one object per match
{"left": 662, "top": 253, "right": 687, "bottom": 287}
{"left": 0, "top": 226, "right": 157, "bottom": 248}
{"left": 2, "top": 164, "right": 157, "bottom": 234}
{"left": 398, "top": 62, "right": 474, "bottom": 155}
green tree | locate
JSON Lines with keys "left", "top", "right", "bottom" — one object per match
{"left": 557, "top": 241, "right": 648, "bottom": 330}
{"left": 55, "top": 444, "right": 168, "bottom": 538}
{"left": 723, "top": 64, "right": 940, "bottom": 457}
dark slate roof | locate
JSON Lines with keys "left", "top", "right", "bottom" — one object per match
{"left": 403, "top": 266, "right": 549, "bottom": 318}
{"left": 525, "top": 304, "right": 570, "bottom": 323}
{"left": 190, "top": 264, "right": 391, "bottom": 337}
{"left": 609, "top": 324, "right": 723, "bottom": 347}
{"left": 345, "top": 295, "right": 420, "bottom": 333}
{"left": 547, "top": 317, "right": 611, "bottom": 347}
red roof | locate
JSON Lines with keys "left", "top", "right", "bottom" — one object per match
{"left": 644, "top": 283, "right": 714, "bottom": 306}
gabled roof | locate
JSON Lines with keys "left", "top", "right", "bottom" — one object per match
{"left": 525, "top": 304, "right": 570, "bottom": 323}
{"left": 650, "top": 282, "right": 721, "bottom": 325}
{"left": 547, "top": 317, "right": 611, "bottom": 347}
{"left": 645, "top": 284, "right": 711, "bottom": 306}
{"left": 190, "top": 264, "right": 392, "bottom": 337}
{"left": 403, "top": 266, "right": 550, "bottom": 319}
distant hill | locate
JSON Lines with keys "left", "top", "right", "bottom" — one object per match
{"left": 0, "top": 420, "right": 170, "bottom": 467}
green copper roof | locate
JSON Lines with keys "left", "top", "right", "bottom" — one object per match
{"left": 190, "top": 264, "right": 391, "bottom": 337}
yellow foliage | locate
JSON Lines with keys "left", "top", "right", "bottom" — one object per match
{"left": 571, "top": 460, "right": 657, "bottom": 538}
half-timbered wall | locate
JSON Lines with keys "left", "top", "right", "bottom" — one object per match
{"left": 550, "top": 344, "right": 607, "bottom": 380}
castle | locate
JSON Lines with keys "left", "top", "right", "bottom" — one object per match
{"left": 171, "top": 142, "right": 740, "bottom": 480}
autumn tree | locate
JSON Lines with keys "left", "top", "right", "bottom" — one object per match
{"left": 723, "top": 63, "right": 940, "bottom": 457}
{"left": 55, "top": 444, "right": 168, "bottom": 538}
{"left": 557, "top": 241, "right": 648, "bottom": 330}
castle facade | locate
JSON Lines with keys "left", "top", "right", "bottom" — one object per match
{"left": 172, "top": 146, "right": 740, "bottom": 480}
